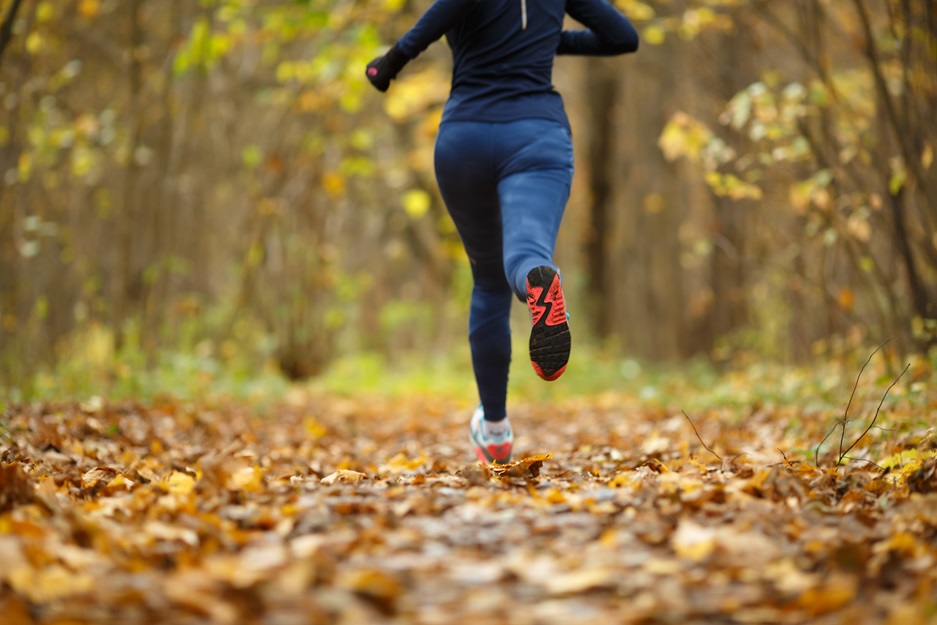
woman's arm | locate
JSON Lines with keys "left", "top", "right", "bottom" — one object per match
{"left": 366, "top": 0, "right": 479, "bottom": 91}
{"left": 396, "top": 0, "right": 481, "bottom": 58}
{"left": 558, "top": 0, "right": 639, "bottom": 56}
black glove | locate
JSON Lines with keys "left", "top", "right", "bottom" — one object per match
{"left": 365, "top": 45, "right": 410, "bottom": 93}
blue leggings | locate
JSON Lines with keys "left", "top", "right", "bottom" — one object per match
{"left": 434, "top": 119, "right": 574, "bottom": 421}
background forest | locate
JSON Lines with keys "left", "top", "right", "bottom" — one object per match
{"left": 1, "top": 0, "right": 935, "bottom": 400}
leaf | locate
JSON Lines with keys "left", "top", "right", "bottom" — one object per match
{"left": 165, "top": 471, "right": 196, "bottom": 495}
{"left": 402, "top": 189, "right": 431, "bottom": 220}
{"left": 382, "top": 452, "right": 426, "bottom": 474}
{"left": 320, "top": 469, "right": 367, "bottom": 485}
{"left": 81, "top": 466, "right": 117, "bottom": 490}
{"left": 490, "top": 452, "right": 553, "bottom": 479}
{"left": 0, "top": 463, "right": 35, "bottom": 511}
{"left": 642, "top": 24, "right": 666, "bottom": 45}
{"left": 339, "top": 568, "right": 404, "bottom": 614}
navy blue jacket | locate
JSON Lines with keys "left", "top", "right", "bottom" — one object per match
{"left": 395, "top": 0, "right": 639, "bottom": 128}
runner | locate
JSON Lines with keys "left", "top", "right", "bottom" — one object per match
{"left": 366, "top": 0, "right": 639, "bottom": 463}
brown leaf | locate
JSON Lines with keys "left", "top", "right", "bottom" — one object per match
{"left": 0, "top": 463, "right": 35, "bottom": 511}
{"left": 81, "top": 466, "right": 118, "bottom": 491}
{"left": 339, "top": 568, "right": 404, "bottom": 614}
{"left": 907, "top": 457, "right": 937, "bottom": 493}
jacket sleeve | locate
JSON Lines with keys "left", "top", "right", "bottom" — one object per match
{"left": 395, "top": 0, "right": 481, "bottom": 59}
{"left": 558, "top": 0, "right": 639, "bottom": 55}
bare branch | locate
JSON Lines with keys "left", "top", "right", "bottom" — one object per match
{"left": 0, "top": 0, "right": 24, "bottom": 66}
{"left": 840, "top": 456, "right": 886, "bottom": 471}
{"left": 682, "top": 411, "right": 722, "bottom": 462}
{"left": 837, "top": 339, "right": 896, "bottom": 460}
{"left": 816, "top": 339, "right": 896, "bottom": 468}
{"left": 778, "top": 448, "right": 797, "bottom": 468}
{"left": 838, "top": 363, "right": 911, "bottom": 463}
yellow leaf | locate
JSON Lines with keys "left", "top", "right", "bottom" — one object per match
{"left": 166, "top": 471, "right": 195, "bottom": 495}
{"left": 658, "top": 112, "right": 712, "bottom": 163}
{"left": 643, "top": 24, "right": 666, "bottom": 45}
{"left": 303, "top": 416, "right": 328, "bottom": 441}
{"left": 383, "top": 452, "right": 426, "bottom": 473}
{"left": 106, "top": 474, "right": 134, "bottom": 492}
{"left": 36, "top": 2, "right": 54, "bottom": 22}
{"left": 9, "top": 565, "right": 95, "bottom": 603}
{"left": 230, "top": 466, "right": 264, "bottom": 493}
{"left": 402, "top": 189, "right": 431, "bottom": 219}
{"left": 25, "top": 32, "right": 42, "bottom": 54}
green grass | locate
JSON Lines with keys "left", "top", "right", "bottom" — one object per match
{"left": 3, "top": 315, "right": 934, "bottom": 441}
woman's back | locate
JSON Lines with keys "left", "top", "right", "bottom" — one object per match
{"left": 395, "top": 0, "right": 638, "bottom": 126}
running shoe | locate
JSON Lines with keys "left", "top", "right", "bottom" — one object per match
{"left": 525, "top": 265, "right": 570, "bottom": 381}
{"left": 469, "top": 405, "right": 514, "bottom": 464}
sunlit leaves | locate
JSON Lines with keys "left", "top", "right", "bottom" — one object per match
{"left": 703, "top": 171, "right": 762, "bottom": 201}
{"left": 628, "top": 0, "right": 734, "bottom": 46}
{"left": 172, "top": 18, "right": 233, "bottom": 76}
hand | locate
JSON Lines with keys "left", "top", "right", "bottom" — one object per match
{"left": 365, "top": 45, "right": 410, "bottom": 93}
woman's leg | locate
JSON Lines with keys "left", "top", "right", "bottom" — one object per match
{"left": 434, "top": 122, "right": 513, "bottom": 423}
{"left": 496, "top": 120, "right": 575, "bottom": 299}
{"left": 495, "top": 120, "right": 575, "bottom": 380}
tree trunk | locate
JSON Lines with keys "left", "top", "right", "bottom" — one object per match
{"left": 583, "top": 59, "right": 620, "bottom": 340}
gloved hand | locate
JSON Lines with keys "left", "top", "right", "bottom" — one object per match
{"left": 365, "top": 45, "right": 410, "bottom": 93}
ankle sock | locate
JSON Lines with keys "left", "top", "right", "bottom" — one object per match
{"left": 483, "top": 418, "right": 511, "bottom": 439}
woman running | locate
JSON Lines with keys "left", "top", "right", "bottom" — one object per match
{"left": 366, "top": 0, "right": 639, "bottom": 463}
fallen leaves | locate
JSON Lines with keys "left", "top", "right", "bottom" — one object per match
{"left": 0, "top": 393, "right": 936, "bottom": 624}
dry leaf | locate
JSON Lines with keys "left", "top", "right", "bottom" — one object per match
{"left": 320, "top": 469, "right": 367, "bottom": 485}
{"left": 0, "top": 463, "right": 35, "bottom": 512}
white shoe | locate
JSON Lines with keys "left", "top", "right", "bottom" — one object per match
{"left": 468, "top": 405, "right": 513, "bottom": 464}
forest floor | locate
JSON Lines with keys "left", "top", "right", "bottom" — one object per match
{"left": 1, "top": 362, "right": 936, "bottom": 624}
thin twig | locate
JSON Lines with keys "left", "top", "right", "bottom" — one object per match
{"left": 838, "top": 339, "right": 895, "bottom": 459}
{"left": 815, "top": 422, "right": 841, "bottom": 468}
{"left": 838, "top": 362, "right": 910, "bottom": 463}
{"left": 840, "top": 456, "right": 886, "bottom": 471}
{"left": 682, "top": 411, "right": 722, "bottom": 462}
{"left": 778, "top": 448, "right": 797, "bottom": 468}
{"left": 815, "top": 339, "right": 895, "bottom": 467}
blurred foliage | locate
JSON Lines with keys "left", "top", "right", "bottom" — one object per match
{"left": 0, "top": 0, "right": 935, "bottom": 400}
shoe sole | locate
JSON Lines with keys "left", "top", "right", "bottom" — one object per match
{"left": 525, "top": 266, "right": 570, "bottom": 381}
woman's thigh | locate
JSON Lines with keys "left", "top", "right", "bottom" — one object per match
{"left": 434, "top": 122, "right": 507, "bottom": 291}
